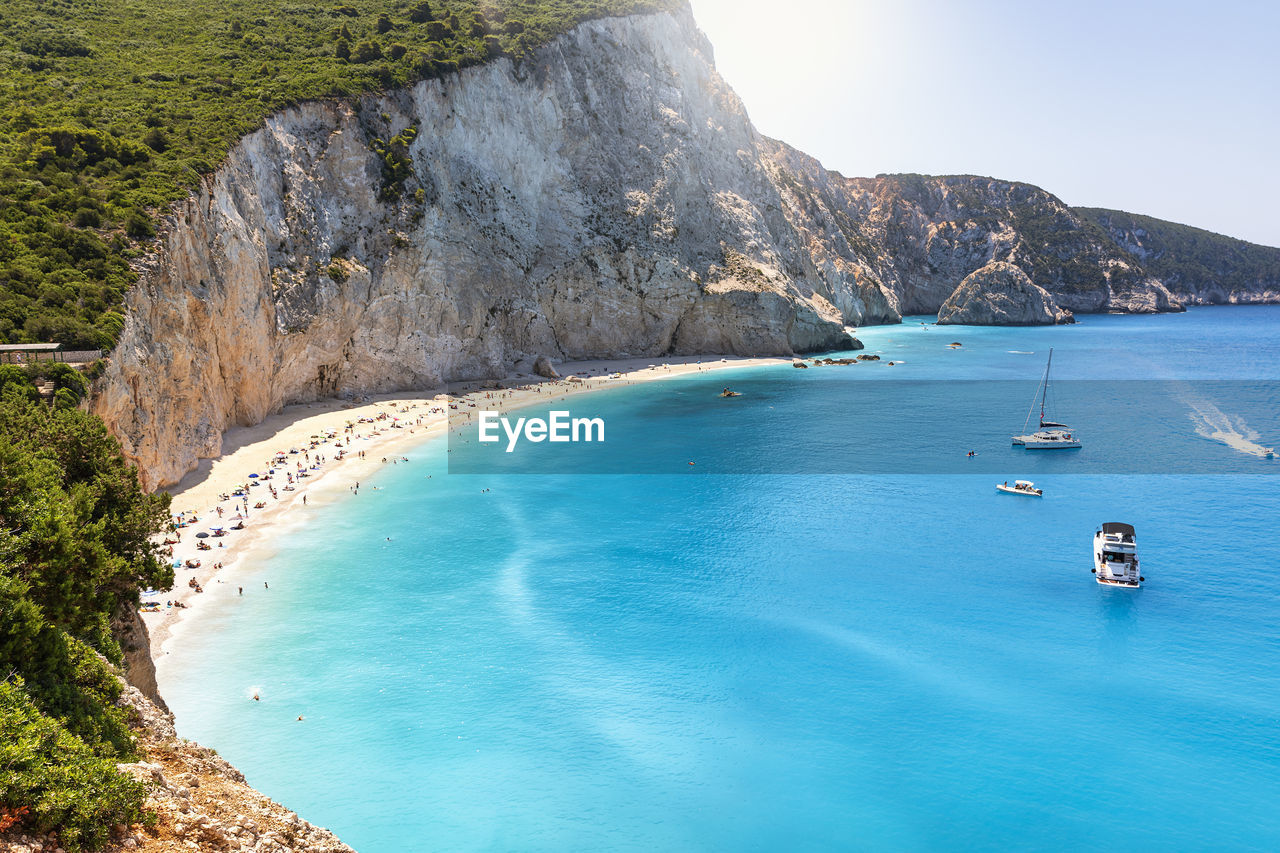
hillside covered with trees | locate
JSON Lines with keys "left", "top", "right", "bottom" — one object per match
{"left": 1078, "top": 207, "right": 1280, "bottom": 301}
{"left": 0, "top": 377, "right": 172, "bottom": 848}
{"left": 0, "top": 0, "right": 679, "bottom": 350}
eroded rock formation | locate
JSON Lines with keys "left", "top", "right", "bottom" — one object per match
{"left": 938, "top": 261, "right": 1075, "bottom": 325}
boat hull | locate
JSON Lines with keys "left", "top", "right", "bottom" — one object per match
{"left": 1095, "top": 576, "right": 1140, "bottom": 588}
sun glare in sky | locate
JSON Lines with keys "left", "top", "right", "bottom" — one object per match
{"left": 687, "top": 0, "right": 1280, "bottom": 247}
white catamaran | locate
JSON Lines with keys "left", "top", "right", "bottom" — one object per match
{"left": 1011, "top": 348, "right": 1081, "bottom": 449}
{"left": 1093, "top": 522, "right": 1143, "bottom": 588}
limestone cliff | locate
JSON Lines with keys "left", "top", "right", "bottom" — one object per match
{"left": 111, "top": 602, "right": 168, "bottom": 712}
{"left": 94, "top": 8, "right": 877, "bottom": 490}
{"left": 938, "top": 261, "right": 1074, "bottom": 326}
{"left": 752, "top": 152, "right": 1181, "bottom": 319}
{"left": 1078, "top": 207, "right": 1280, "bottom": 305}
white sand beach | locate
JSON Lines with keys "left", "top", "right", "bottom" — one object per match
{"left": 144, "top": 354, "right": 788, "bottom": 657}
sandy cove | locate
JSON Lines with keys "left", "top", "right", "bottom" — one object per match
{"left": 144, "top": 354, "right": 789, "bottom": 659}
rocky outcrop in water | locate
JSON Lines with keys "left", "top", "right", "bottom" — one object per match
{"left": 938, "top": 261, "right": 1074, "bottom": 325}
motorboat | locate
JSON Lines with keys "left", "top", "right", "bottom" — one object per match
{"left": 1012, "top": 348, "right": 1081, "bottom": 449}
{"left": 1093, "top": 522, "right": 1143, "bottom": 588}
{"left": 997, "top": 480, "right": 1042, "bottom": 496}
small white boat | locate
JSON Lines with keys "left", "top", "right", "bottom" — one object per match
{"left": 1093, "top": 522, "right": 1143, "bottom": 588}
{"left": 997, "top": 480, "right": 1042, "bottom": 496}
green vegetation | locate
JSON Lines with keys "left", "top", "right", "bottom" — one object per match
{"left": 0, "top": 0, "right": 680, "bottom": 351}
{"left": 0, "top": 387, "right": 172, "bottom": 847}
{"left": 1077, "top": 207, "right": 1280, "bottom": 296}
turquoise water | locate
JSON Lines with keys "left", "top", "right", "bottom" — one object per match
{"left": 162, "top": 307, "right": 1280, "bottom": 850}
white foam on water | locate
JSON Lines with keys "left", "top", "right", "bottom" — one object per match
{"left": 1182, "top": 393, "right": 1273, "bottom": 458}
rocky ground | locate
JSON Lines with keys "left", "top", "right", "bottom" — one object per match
{"left": 2, "top": 685, "right": 353, "bottom": 853}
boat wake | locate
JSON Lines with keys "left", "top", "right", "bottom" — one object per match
{"left": 1007, "top": 350, "right": 1035, "bottom": 354}
{"left": 1184, "top": 395, "right": 1273, "bottom": 458}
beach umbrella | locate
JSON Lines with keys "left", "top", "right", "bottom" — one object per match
{"left": 248, "top": 473, "right": 259, "bottom": 478}
{"left": 195, "top": 532, "right": 209, "bottom": 539}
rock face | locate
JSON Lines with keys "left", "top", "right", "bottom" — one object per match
{"left": 110, "top": 601, "right": 167, "bottom": 711}
{"left": 938, "top": 261, "right": 1075, "bottom": 325}
{"left": 1078, "top": 207, "right": 1280, "bottom": 306}
{"left": 93, "top": 9, "right": 880, "bottom": 490}
{"left": 112, "top": 683, "right": 355, "bottom": 853}
{"left": 533, "top": 355, "right": 560, "bottom": 379}
{"left": 752, "top": 157, "right": 1182, "bottom": 319}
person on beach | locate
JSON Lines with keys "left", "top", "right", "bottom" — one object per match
{"left": 239, "top": 587, "right": 243, "bottom": 595}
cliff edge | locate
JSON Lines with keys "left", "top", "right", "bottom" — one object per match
{"left": 94, "top": 9, "right": 881, "bottom": 489}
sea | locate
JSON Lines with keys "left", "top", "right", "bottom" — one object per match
{"left": 159, "top": 306, "right": 1280, "bottom": 851}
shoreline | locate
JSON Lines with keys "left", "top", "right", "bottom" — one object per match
{"left": 145, "top": 353, "right": 790, "bottom": 661}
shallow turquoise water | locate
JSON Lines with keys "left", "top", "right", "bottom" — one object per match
{"left": 162, "top": 307, "right": 1280, "bottom": 850}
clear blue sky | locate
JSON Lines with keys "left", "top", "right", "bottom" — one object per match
{"left": 687, "top": 0, "right": 1280, "bottom": 247}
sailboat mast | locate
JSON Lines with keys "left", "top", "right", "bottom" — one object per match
{"left": 1040, "top": 348, "right": 1053, "bottom": 427}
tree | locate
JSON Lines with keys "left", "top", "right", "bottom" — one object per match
{"left": 352, "top": 40, "right": 383, "bottom": 63}
{"left": 142, "top": 127, "right": 168, "bottom": 153}
{"left": 0, "top": 391, "right": 172, "bottom": 639}
{"left": 376, "top": 14, "right": 394, "bottom": 34}
{"left": 124, "top": 210, "right": 155, "bottom": 239}
{"left": 0, "top": 366, "right": 37, "bottom": 400}
{"left": 336, "top": 39, "right": 351, "bottom": 60}
{"left": 409, "top": 1, "right": 433, "bottom": 23}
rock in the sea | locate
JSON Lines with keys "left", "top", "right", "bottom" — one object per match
{"left": 937, "top": 261, "right": 1075, "bottom": 326}
{"left": 533, "top": 356, "right": 560, "bottom": 379}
